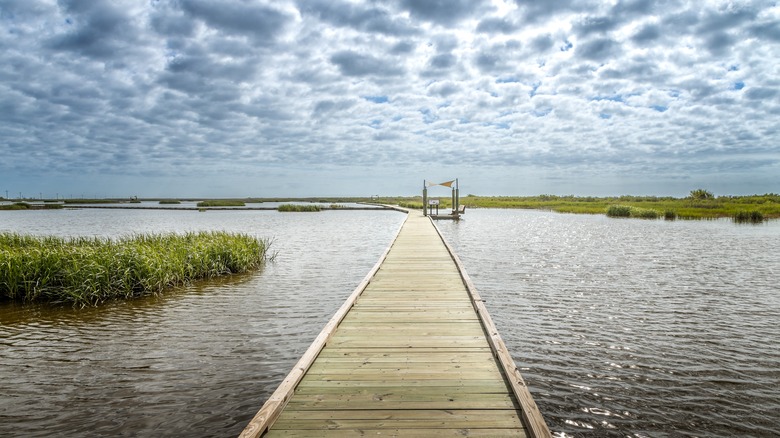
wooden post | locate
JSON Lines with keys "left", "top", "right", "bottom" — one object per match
{"left": 451, "top": 186, "right": 455, "bottom": 214}
{"left": 422, "top": 183, "right": 428, "bottom": 216}
{"left": 455, "top": 178, "right": 459, "bottom": 214}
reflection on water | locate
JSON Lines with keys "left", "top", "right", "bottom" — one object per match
{"left": 436, "top": 210, "right": 780, "bottom": 437}
{"left": 0, "top": 209, "right": 405, "bottom": 437}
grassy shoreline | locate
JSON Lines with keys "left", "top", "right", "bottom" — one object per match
{"left": 372, "top": 194, "right": 780, "bottom": 220}
{"left": 5, "top": 193, "right": 777, "bottom": 220}
{"left": 0, "top": 232, "right": 270, "bottom": 306}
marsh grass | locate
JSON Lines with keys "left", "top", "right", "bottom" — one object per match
{"left": 0, "top": 232, "right": 269, "bottom": 307}
{"left": 0, "top": 203, "right": 63, "bottom": 211}
{"left": 196, "top": 200, "right": 246, "bottom": 207}
{"left": 456, "top": 194, "right": 780, "bottom": 220}
{"left": 159, "top": 200, "right": 181, "bottom": 204}
{"left": 278, "top": 204, "right": 321, "bottom": 212}
{"left": 607, "top": 205, "right": 660, "bottom": 219}
{"left": 606, "top": 205, "right": 632, "bottom": 217}
{"left": 0, "top": 203, "right": 31, "bottom": 210}
{"left": 733, "top": 210, "right": 764, "bottom": 224}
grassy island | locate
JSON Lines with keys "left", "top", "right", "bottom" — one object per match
{"left": 159, "top": 200, "right": 181, "bottom": 204}
{"left": 196, "top": 200, "right": 246, "bottom": 207}
{"left": 0, "top": 202, "right": 64, "bottom": 210}
{"left": 278, "top": 204, "right": 321, "bottom": 212}
{"left": 0, "top": 232, "right": 270, "bottom": 306}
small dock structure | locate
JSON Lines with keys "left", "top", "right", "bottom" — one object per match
{"left": 241, "top": 210, "right": 550, "bottom": 437}
{"left": 424, "top": 179, "right": 463, "bottom": 220}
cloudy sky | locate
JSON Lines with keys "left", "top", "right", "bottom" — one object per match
{"left": 1, "top": 0, "right": 779, "bottom": 198}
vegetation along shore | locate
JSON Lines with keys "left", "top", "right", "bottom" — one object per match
{"left": 3, "top": 190, "right": 777, "bottom": 220}
{"left": 375, "top": 190, "right": 780, "bottom": 221}
{"left": 0, "top": 232, "right": 270, "bottom": 307}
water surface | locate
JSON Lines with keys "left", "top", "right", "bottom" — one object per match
{"left": 436, "top": 209, "right": 780, "bottom": 437}
{"left": 0, "top": 208, "right": 405, "bottom": 437}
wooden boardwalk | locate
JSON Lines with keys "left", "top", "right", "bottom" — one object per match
{"left": 241, "top": 211, "right": 550, "bottom": 437}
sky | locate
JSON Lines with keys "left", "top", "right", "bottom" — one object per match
{"left": 1, "top": 0, "right": 779, "bottom": 198}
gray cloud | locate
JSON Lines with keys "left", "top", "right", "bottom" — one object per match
{"left": 476, "top": 17, "right": 520, "bottom": 34}
{"left": 46, "top": 1, "right": 140, "bottom": 59}
{"left": 179, "top": 0, "right": 291, "bottom": 42}
{"left": 330, "top": 50, "right": 405, "bottom": 77}
{"left": 398, "top": 0, "right": 492, "bottom": 26}
{"left": 298, "top": 0, "right": 417, "bottom": 36}
{"left": 576, "top": 38, "right": 622, "bottom": 61}
{"left": 516, "top": 0, "right": 598, "bottom": 23}
{"left": 632, "top": 24, "right": 662, "bottom": 43}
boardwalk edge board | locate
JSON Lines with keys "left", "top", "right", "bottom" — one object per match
{"left": 239, "top": 212, "right": 409, "bottom": 438}
{"left": 430, "top": 220, "right": 552, "bottom": 438}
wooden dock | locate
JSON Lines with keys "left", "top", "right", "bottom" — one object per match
{"left": 241, "top": 211, "right": 550, "bottom": 437}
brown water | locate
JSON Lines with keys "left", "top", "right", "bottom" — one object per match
{"left": 0, "top": 208, "right": 405, "bottom": 437}
{"left": 435, "top": 209, "right": 780, "bottom": 437}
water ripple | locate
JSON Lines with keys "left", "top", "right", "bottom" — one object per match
{"left": 0, "top": 209, "right": 405, "bottom": 437}
{"left": 436, "top": 209, "right": 780, "bottom": 437}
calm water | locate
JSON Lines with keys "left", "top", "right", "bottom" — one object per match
{"left": 2, "top": 208, "right": 779, "bottom": 437}
{"left": 436, "top": 209, "right": 780, "bottom": 437}
{"left": 0, "top": 208, "right": 405, "bottom": 437}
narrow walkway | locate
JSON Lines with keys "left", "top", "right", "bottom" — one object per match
{"left": 241, "top": 211, "right": 550, "bottom": 437}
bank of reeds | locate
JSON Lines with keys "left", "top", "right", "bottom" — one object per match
{"left": 733, "top": 210, "right": 764, "bottom": 224}
{"left": 606, "top": 204, "right": 660, "bottom": 219}
{"left": 278, "top": 204, "right": 321, "bottom": 212}
{"left": 196, "top": 200, "right": 246, "bottom": 207}
{"left": 1, "top": 203, "right": 32, "bottom": 210}
{"left": 0, "top": 232, "right": 269, "bottom": 306}
{"left": 0, "top": 203, "right": 63, "bottom": 210}
{"left": 159, "top": 200, "right": 181, "bottom": 204}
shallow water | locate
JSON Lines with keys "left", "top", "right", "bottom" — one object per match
{"left": 0, "top": 208, "right": 405, "bottom": 437}
{"left": 435, "top": 209, "right": 780, "bottom": 437}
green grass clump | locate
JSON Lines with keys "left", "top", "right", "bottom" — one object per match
{"left": 606, "top": 205, "right": 660, "bottom": 219}
{"left": 631, "top": 207, "right": 661, "bottom": 219}
{"left": 664, "top": 210, "right": 678, "bottom": 220}
{"left": 733, "top": 210, "right": 764, "bottom": 224}
{"left": 0, "top": 203, "right": 31, "bottom": 210}
{"left": 159, "top": 200, "right": 181, "bottom": 205}
{"left": 0, "top": 231, "right": 269, "bottom": 307}
{"left": 196, "top": 200, "right": 246, "bottom": 207}
{"left": 606, "top": 205, "right": 632, "bottom": 217}
{"left": 278, "top": 204, "right": 321, "bottom": 212}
